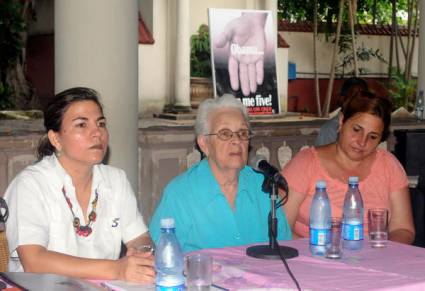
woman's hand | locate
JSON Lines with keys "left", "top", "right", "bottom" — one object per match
{"left": 117, "top": 232, "right": 156, "bottom": 283}
{"left": 116, "top": 251, "right": 155, "bottom": 283}
{"left": 389, "top": 229, "right": 415, "bottom": 244}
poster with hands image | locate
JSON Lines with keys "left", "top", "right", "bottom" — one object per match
{"left": 209, "top": 8, "right": 280, "bottom": 115}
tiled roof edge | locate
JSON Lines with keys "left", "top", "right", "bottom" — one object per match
{"left": 278, "top": 20, "right": 418, "bottom": 36}
{"left": 139, "top": 13, "right": 154, "bottom": 45}
{"left": 278, "top": 33, "right": 290, "bottom": 48}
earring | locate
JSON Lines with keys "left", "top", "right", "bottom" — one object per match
{"left": 55, "top": 150, "right": 62, "bottom": 158}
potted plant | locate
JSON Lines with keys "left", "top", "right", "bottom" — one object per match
{"left": 0, "top": 0, "right": 37, "bottom": 115}
{"left": 190, "top": 24, "right": 213, "bottom": 108}
{"left": 387, "top": 68, "right": 417, "bottom": 112}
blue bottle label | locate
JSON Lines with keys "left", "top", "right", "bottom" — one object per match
{"left": 310, "top": 228, "right": 330, "bottom": 245}
{"left": 156, "top": 284, "right": 185, "bottom": 291}
{"left": 343, "top": 223, "right": 364, "bottom": 240}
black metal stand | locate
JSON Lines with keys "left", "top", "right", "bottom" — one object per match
{"left": 246, "top": 177, "right": 299, "bottom": 260}
{"left": 246, "top": 244, "right": 298, "bottom": 260}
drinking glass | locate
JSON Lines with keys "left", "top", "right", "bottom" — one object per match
{"left": 185, "top": 253, "right": 213, "bottom": 291}
{"left": 326, "top": 217, "right": 343, "bottom": 259}
{"left": 368, "top": 208, "right": 389, "bottom": 248}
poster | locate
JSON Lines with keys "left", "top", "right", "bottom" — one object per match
{"left": 208, "top": 8, "right": 280, "bottom": 115}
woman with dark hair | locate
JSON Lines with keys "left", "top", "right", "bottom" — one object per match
{"left": 283, "top": 91, "right": 415, "bottom": 244}
{"left": 5, "top": 87, "right": 155, "bottom": 282}
{"left": 315, "top": 77, "right": 369, "bottom": 146}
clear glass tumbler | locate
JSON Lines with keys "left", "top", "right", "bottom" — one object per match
{"left": 326, "top": 217, "right": 343, "bottom": 259}
{"left": 368, "top": 208, "right": 389, "bottom": 248}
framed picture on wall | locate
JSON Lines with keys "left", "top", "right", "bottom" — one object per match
{"left": 209, "top": 8, "right": 280, "bottom": 115}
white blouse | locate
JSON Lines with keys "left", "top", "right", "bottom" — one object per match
{"left": 5, "top": 155, "right": 147, "bottom": 272}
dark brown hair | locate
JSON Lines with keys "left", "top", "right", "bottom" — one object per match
{"left": 36, "top": 87, "right": 104, "bottom": 160}
{"left": 338, "top": 77, "right": 369, "bottom": 107}
{"left": 341, "top": 91, "right": 392, "bottom": 142}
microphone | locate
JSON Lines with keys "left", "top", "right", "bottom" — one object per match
{"left": 246, "top": 155, "right": 299, "bottom": 260}
{"left": 250, "top": 155, "right": 288, "bottom": 192}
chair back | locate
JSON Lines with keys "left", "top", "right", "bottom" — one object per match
{"left": 0, "top": 197, "right": 9, "bottom": 272}
{"left": 412, "top": 168, "right": 425, "bottom": 247}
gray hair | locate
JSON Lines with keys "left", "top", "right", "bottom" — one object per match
{"left": 195, "top": 94, "right": 250, "bottom": 137}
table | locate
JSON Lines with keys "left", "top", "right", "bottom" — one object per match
{"left": 199, "top": 238, "right": 425, "bottom": 291}
{"left": 0, "top": 272, "right": 101, "bottom": 290}
{"left": 2, "top": 239, "right": 424, "bottom": 290}
{"left": 0, "top": 272, "right": 221, "bottom": 291}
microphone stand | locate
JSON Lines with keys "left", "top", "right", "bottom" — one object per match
{"left": 246, "top": 176, "right": 299, "bottom": 260}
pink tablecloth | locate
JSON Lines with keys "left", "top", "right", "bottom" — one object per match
{"left": 199, "top": 239, "right": 425, "bottom": 291}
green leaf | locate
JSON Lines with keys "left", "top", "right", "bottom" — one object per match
{"left": 190, "top": 24, "right": 211, "bottom": 78}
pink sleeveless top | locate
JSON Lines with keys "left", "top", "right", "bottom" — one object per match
{"left": 282, "top": 147, "right": 408, "bottom": 237}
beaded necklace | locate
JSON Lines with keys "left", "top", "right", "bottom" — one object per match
{"left": 62, "top": 187, "right": 98, "bottom": 237}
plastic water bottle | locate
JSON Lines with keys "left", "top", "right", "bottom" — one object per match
{"left": 309, "top": 180, "right": 331, "bottom": 256}
{"left": 155, "top": 218, "right": 185, "bottom": 291}
{"left": 415, "top": 90, "right": 424, "bottom": 120}
{"left": 342, "top": 177, "right": 364, "bottom": 250}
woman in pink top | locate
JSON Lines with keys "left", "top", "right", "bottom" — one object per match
{"left": 282, "top": 91, "right": 415, "bottom": 244}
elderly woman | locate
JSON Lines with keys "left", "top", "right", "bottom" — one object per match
{"left": 149, "top": 95, "right": 292, "bottom": 252}
{"left": 283, "top": 91, "right": 415, "bottom": 244}
{"left": 5, "top": 87, "right": 155, "bottom": 282}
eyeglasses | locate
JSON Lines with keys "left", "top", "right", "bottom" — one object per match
{"left": 205, "top": 128, "right": 253, "bottom": 141}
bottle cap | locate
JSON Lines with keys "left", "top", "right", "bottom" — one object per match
{"left": 160, "top": 217, "right": 175, "bottom": 228}
{"left": 316, "top": 180, "right": 326, "bottom": 189}
{"left": 348, "top": 176, "right": 359, "bottom": 184}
